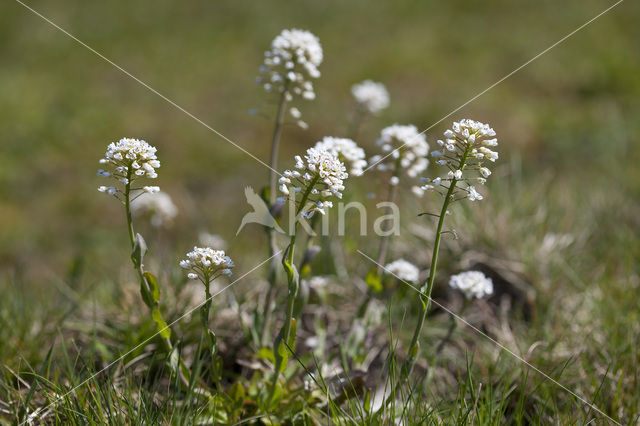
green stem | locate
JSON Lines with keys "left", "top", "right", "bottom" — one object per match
{"left": 397, "top": 147, "right": 472, "bottom": 389}
{"left": 261, "top": 84, "right": 290, "bottom": 347}
{"left": 201, "top": 275, "right": 222, "bottom": 393}
{"left": 267, "top": 175, "right": 318, "bottom": 402}
{"left": 435, "top": 299, "right": 469, "bottom": 356}
{"left": 124, "top": 174, "right": 135, "bottom": 249}
{"left": 123, "top": 173, "right": 195, "bottom": 389}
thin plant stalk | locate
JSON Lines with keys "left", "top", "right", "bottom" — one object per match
{"left": 397, "top": 144, "right": 472, "bottom": 388}
{"left": 200, "top": 272, "right": 222, "bottom": 393}
{"left": 123, "top": 173, "right": 173, "bottom": 354}
{"left": 261, "top": 83, "right": 290, "bottom": 346}
{"left": 434, "top": 298, "right": 470, "bottom": 356}
{"left": 268, "top": 175, "right": 319, "bottom": 402}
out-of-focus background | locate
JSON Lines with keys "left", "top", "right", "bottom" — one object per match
{"left": 2, "top": 0, "right": 638, "bottom": 274}
{"left": 1, "top": 0, "right": 639, "bottom": 418}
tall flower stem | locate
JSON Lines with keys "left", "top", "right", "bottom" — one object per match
{"left": 200, "top": 274, "right": 222, "bottom": 393}
{"left": 268, "top": 175, "right": 318, "bottom": 402}
{"left": 396, "top": 146, "right": 471, "bottom": 389}
{"left": 123, "top": 176, "right": 172, "bottom": 354}
{"left": 261, "top": 84, "right": 289, "bottom": 346}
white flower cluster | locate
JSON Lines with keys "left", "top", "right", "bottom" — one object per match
{"left": 97, "top": 138, "right": 161, "bottom": 197}
{"left": 278, "top": 147, "right": 348, "bottom": 219}
{"left": 351, "top": 79, "right": 389, "bottom": 114}
{"left": 313, "top": 136, "right": 367, "bottom": 176}
{"left": 385, "top": 259, "right": 420, "bottom": 283}
{"left": 180, "top": 246, "right": 234, "bottom": 282}
{"left": 369, "top": 124, "right": 429, "bottom": 183}
{"left": 257, "top": 29, "right": 322, "bottom": 103}
{"left": 131, "top": 191, "right": 178, "bottom": 228}
{"left": 448, "top": 270, "right": 493, "bottom": 299}
{"left": 416, "top": 119, "right": 497, "bottom": 200}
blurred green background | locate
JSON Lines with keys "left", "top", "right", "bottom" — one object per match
{"left": 1, "top": 0, "right": 639, "bottom": 337}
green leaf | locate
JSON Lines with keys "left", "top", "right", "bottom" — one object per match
{"left": 257, "top": 347, "right": 275, "bottom": 363}
{"left": 365, "top": 267, "right": 383, "bottom": 292}
{"left": 275, "top": 319, "right": 296, "bottom": 373}
{"left": 287, "top": 318, "right": 297, "bottom": 350}
{"left": 228, "top": 382, "right": 245, "bottom": 403}
{"left": 152, "top": 306, "right": 171, "bottom": 339}
{"left": 131, "top": 233, "right": 147, "bottom": 269}
{"left": 143, "top": 272, "right": 160, "bottom": 303}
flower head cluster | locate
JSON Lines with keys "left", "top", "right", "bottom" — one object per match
{"left": 448, "top": 270, "right": 493, "bottom": 299}
{"left": 180, "top": 247, "right": 234, "bottom": 282}
{"left": 257, "top": 29, "right": 322, "bottom": 103}
{"left": 131, "top": 191, "right": 178, "bottom": 227}
{"left": 385, "top": 259, "right": 420, "bottom": 283}
{"left": 351, "top": 80, "right": 389, "bottom": 115}
{"left": 369, "top": 124, "right": 429, "bottom": 183}
{"left": 416, "top": 119, "right": 497, "bottom": 200}
{"left": 278, "top": 147, "right": 348, "bottom": 219}
{"left": 97, "top": 138, "right": 161, "bottom": 198}
{"left": 313, "top": 136, "right": 367, "bottom": 176}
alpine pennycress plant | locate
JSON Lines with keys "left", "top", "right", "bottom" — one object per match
{"left": 91, "top": 28, "right": 503, "bottom": 423}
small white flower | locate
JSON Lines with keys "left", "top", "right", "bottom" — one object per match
{"left": 279, "top": 147, "right": 348, "bottom": 217}
{"left": 449, "top": 271, "right": 493, "bottom": 299}
{"left": 289, "top": 107, "right": 301, "bottom": 119}
{"left": 390, "top": 176, "right": 399, "bottom": 186}
{"left": 98, "top": 138, "right": 161, "bottom": 196}
{"left": 180, "top": 246, "right": 234, "bottom": 283}
{"left": 448, "top": 170, "right": 463, "bottom": 180}
{"left": 411, "top": 186, "right": 425, "bottom": 197}
{"left": 313, "top": 136, "right": 367, "bottom": 176}
{"left": 258, "top": 28, "right": 323, "bottom": 107}
{"left": 371, "top": 124, "right": 429, "bottom": 178}
{"left": 479, "top": 167, "right": 491, "bottom": 178}
{"left": 351, "top": 79, "right": 390, "bottom": 114}
{"left": 467, "top": 186, "right": 483, "bottom": 201}
{"left": 307, "top": 276, "right": 328, "bottom": 289}
{"left": 385, "top": 259, "right": 420, "bottom": 283}
{"left": 417, "top": 119, "right": 497, "bottom": 201}
{"left": 131, "top": 190, "right": 178, "bottom": 227}
{"left": 143, "top": 186, "right": 160, "bottom": 193}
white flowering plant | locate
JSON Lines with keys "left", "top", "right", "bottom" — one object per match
{"left": 268, "top": 147, "right": 349, "bottom": 402}
{"left": 180, "top": 247, "right": 234, "bottom": 391}
{"left": 351, "top": 79, "right": 390, "bottom": 115}
{"left": 96, "top": 137, "right": 184, "bottom": 379}
{"left": 394, "top": 119, "right": 498, "bottom": 393}
{"left": 256, "top": 29, "right": 324, "bottom": 348}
